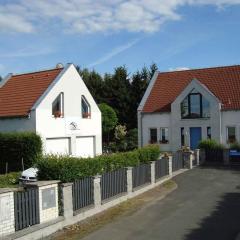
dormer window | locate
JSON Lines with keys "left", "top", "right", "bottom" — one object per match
{"left": 181, "top": 89, "right": 210, "bottom": 119}
{"left": 52, "top": 93, "right": 64, "bottom": 118}
{"left": 82, "top": 96, "right": 91, "bottom": 118}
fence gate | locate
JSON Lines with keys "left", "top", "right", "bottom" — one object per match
{"left": 72, "top": 177, "right": 94, "bottom": 211}
{"left": 14, "top": 188, "right": 40, "bottom": 231}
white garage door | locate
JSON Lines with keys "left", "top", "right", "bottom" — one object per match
{"left": 45, "top": 138, "right": 70, "bottom": 155}
{"left": 76, "top": 136, "right": 94, "bottom": 158}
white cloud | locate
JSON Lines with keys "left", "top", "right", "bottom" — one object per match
{"left": 0, "top": 0, "right": 240, "bottom": 33}
{"left": 87, "top": 38, "right": 140, "bottom": 67}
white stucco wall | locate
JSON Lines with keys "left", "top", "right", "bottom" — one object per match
{"left": 0, "top": 111, "right": 36, "bottom": 133}
{"left": 221, "top": 111, "right": 240, "bottom": 146}
{"left": 140, "top": 113, "right": 171, "bottom": 152}
{"left": 35, "top": 64, "right": 102, "bottom": 156}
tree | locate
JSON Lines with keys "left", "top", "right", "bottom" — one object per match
{"left": 98, "top": 103, "right": 118, "bottom": 145}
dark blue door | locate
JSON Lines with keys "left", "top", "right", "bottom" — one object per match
{"left": 190, "top": 127, "right": 202, "bottom": 150}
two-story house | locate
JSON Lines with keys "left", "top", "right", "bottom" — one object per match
{"left": 0, "top": 63, "right": 102, "bottom": 157}
{"left": 138, "top": 65, "right": 240, "bottom": 151}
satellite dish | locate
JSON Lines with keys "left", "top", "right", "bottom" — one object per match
{"left": 56, "top": 63, "right": 64, "bottom": 68}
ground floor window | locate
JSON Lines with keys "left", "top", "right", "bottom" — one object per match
{"left": 149, "top": 128, "right": 157, "bottom": 144}
{"left": 227, "top": 126, "right": 236, "bottom": 143}
{"left": 181, "top": 128, "right": 185, "bottom": 146}
{"left": 207, "top": 127, "right": 211, "bottom": 139}
{"left": 160, "top": 128, "right": 169, "bottom": 144}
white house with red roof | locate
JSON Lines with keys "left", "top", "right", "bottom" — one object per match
{"left": 0, "top": 63, "right": 102, "bottom": 157}
{"left": 138, "top": 65, "right": 240, "bottom": 152}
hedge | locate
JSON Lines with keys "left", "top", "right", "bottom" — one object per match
{"left": 37, "top": 144, "right": 160, "bottom": 182}
{"left": 198, "top": 139, "right": 224, "bottom": 150}
{"left": 0, "top": 132, "right": 42, "bottom": 174}
{"left": 0, "top": 172, "right": 21, "bottom": 188}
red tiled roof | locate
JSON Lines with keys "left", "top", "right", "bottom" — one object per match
{"left": 0, "top": 68, "right": 63, "bottom": 117}
{"left": 143, "top": 65, "right": 240, "bottom": 113}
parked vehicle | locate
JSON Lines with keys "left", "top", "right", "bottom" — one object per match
{"left": 19, "top": 168, "right": 38, "bottom": 183}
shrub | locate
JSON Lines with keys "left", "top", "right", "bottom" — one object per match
{"left": 37, "top": 144, "right": 160, "bottom": 182}
{"left": 0, "top": 132, "right": 42, "bottom": 173}
{"left": 198, "top": 139, "right": 224, "bottom": 150}
{"left": 126, "top": 128, "right": 138, "bottom": 151}
{"left": 0, "top": 172, "right": 20, "bottom": 188}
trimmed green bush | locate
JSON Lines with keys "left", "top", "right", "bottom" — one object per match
{"left": 198, "top": 139, "right": 224, "bottom": 150}
{"left": 0, "top": 132, "right": 42, "bottom": 173}
{"left": 0, "top": 172, "right": 20, "bottom": 188}
{"left": 230, "top": 142, "right": 240, "bottom": 150}
{"left": 37, "top": 144, "right": 160, "bottom": 182}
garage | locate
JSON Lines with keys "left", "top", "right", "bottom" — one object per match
{"left": 45, "top": 138, "right": 71, "bottom": 155}
{"left": 76, "top": 136, "right": 95, "bottom": 158}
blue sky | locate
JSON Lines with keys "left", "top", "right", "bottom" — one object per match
{"left": 0, "top": 0, "right": 240, "bottom": 77}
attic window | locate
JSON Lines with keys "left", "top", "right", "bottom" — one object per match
{"left": 52, "top": 93, "right": 64, "bottom": 118}
{"left": 82, "top": 96, "right": 91, "bottom": 118}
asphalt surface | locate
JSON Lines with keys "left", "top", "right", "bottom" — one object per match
{"left": 81, "top": 166, "right": 240, "bottom": 240}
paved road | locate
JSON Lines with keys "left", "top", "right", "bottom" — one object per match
{"left": 82, "top": 166, "right": 240, "bottom": 240}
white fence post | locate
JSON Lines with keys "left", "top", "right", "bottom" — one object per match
{"left": 127, "top": 167, "right": 133, "bottom": 194}
{"left": 0, "top": 189, "right": 15, "bottom": 237}
{"left": 223, "top": 149, "right": 230, "bottom": 165}
{"left": 200, "top": 149, "right": 206, "bottom": 164}
{"left": 168, "top": 156, "right": 173, "bottom": 176}
{"left": 151, "top": 161, "right": 156, "bottom": 184}
{"left": 61, "top": 182, "right": 74, "bottom": 219}
{"left": 93, "top": 175, "right": 102, "bottom": 207}
{"left": 194, "top": 149, "right": 200, "bottom": 166}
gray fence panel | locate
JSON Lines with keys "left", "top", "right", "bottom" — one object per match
{"left": 172, "top": 152, "right": 184, "bottom": 171}
{"left": 132, "top": 164, "right": 151, "bottom": 189}
{"left": 101, "top": 168, "right": 127, "bottom": 201}
{"left": 72, "top": 177, "right": 94, "bottom": 211}
{"left": 14, "top": 188, "right": 40, "bottom": 231}
{"left": 155, "top": 158, "right": 169, "bottom": 179}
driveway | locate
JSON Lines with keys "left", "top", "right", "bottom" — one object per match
{"left": 82, "top": 166, "right": 240, "bottom": 240}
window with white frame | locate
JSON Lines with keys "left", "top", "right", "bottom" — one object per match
{"left": 52, "top": 92, "right": 64, "bottom": 118}
{"left": 227, "top": 126, "right": 236, "bottom": 143}
{"left": 160, "top": 128, "right": 169, "bottom": 144}
{"left": 82, "top": 96, "right": 91, "bottom": 118}
{"left": 149, "top": 128, "right": 157, "bottom": 144}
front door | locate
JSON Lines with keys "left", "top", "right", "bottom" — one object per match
{"left": 190, "top": 127, "right": 202, "bottom": 150}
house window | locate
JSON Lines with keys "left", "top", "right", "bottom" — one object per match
{"left": 207, "top": 127, "right": 211, "bottom": 139}
{"left": 82, "top": 96, "right": 91, "bottom": 118}
{"left": 181, "top": 127, "right": 185, "bottom": 146}
{"left": 160, "top": 128, "right": 169, "bottom": 144}
{"left": 52, "top": 93, "right": 64, "bottom": 118}
{"left": 181, "top": 89, "right": 210, "bottom": 119}
{"left": 149, "top": 128, "right": 157, "bottom": 144}
{"left": 227, "top": 126, "right": 236, "bottom": 143}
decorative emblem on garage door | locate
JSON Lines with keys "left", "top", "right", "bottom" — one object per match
{"left": 70, "top": 121, "right": 79, "bottom": 130}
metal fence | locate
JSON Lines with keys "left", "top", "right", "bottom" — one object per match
{"left": 205, "top": 149, "right": 223, "bottom": 163}
{"left": 155, "top": 157, "right": 169, "bottom": 180}
{"left": 14, "top": 188, "right": 40, "bottom": 231}
{"left": 172, "top": 151, "right": 184, "bottom": 171}
{"left": 132, "top": 164, "right": 151, "bottom": 189}
{"left": 101, "top": 168, "right": 127, "bottom": 201}
{"left": 72, "top": 177, "right": 94, "bottom": 211}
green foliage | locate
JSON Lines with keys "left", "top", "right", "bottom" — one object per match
{"left": 0, "top": 172, "right": 20, "bottom": 187}
{"left": 37, "top": 145, "right": 160, "bottom": 182}
{"left": 198, "top": 139, "right": 225, "bottom": 150}
{"left": 230, "top": 142, "right": 240, "bottom": 150}
{"left": 126, "top": 128, "right": 138, "bottom": 151}
{"left": 0, "top": 132, "right": 42, "bottom": 173}
{"left": 99, "top": 103, "right": 118, "bottom": 134}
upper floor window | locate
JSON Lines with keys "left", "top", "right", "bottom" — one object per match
{"left": 227, "top": 126, "right": 236, "bottom": 143}
{"left": 160, "top": 128, "right": 169, "bottom": 144}
{"left": 181, "top": 89, "right": 210, "bottom": 119}
{"left": 149, "top": 128, "right": 157, "bottom": 144}
{"left": 52, "top": 92, "right": 64, "bottom": 118}
{"left": 82, "top": 96, "right": 91, "bottom": 118}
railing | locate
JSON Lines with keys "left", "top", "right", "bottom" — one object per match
{"left": 101, "top": 168, "right": 127, "bottom": 201}
{"left": 205, "top": 149, "right": 223, "bottom": 163}
{"left": 172, "top": 151, "right": 184, "bottom": 171}
{"left": 132, "top": 164, "right": 151, "bottom": 189}
{"left": 14, "top": 188, "right": 40, "bottom": 231}
{"left": 155, "top": 157, "right": 169, "bottom": 180}
{"left": 72, "top": 177, "right": 94, "bottom": 211}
